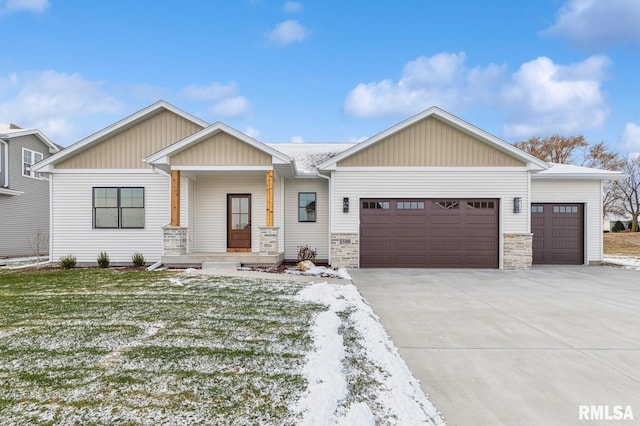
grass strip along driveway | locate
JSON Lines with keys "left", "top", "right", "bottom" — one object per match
{"left": 0, "top": 269, "right": 440, "bottom": 425}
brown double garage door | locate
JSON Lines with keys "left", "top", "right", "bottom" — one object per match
{"left": 360, "top": 198, "right": 499, "bottom": 268}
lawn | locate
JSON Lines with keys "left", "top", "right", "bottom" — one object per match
{"left": 0, "top": 269, "right": 441, "bottom": 425}
{"left": 603, "top": 231, "right": 640, "bottom": 257}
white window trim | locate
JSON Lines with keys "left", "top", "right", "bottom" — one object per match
{"left": 0, "top": 140, "right": 8, "bottom": 188}
{"left": 22, "top": 147, "right": 47, "bottom": 180}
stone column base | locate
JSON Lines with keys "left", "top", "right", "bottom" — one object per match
{"left": 503, "top": 233, "right": 532, "bottom": 270}
{"left": 331, "top": 233, "right": 359, "bottom": 268}
{"left": 163, "top": 226, "right": 188, "bottom": 255}
{"left": 259, "top": 227, "right": 279, "bottom": 256}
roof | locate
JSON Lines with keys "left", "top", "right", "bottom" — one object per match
{"left": 532, "top": 163, "right": 625, "bottom": 180}
{"left": 32, "top": 100, "right": 207, "bottom": 172}
{"left": 267, "top": 143, "right": 355, "bottom": 174}
{"left": 0, "top": 127, "right": 60, "bottom": 154}
{"left": 145, "top": 122, "right": 293, "bottom": 166}
{"left": 317, "top": 106, "right": 550, "bottom": 171}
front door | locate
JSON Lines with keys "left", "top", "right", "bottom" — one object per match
{"left": 227, "top": 194, "right": 251, "bottom": 251}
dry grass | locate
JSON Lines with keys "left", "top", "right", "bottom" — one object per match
{"left": 603, "top": 232, "right": 640, "bottom": 257}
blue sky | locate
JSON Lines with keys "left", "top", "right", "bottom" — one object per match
{"left": 1, "top": 0, "right": 640, "bottom": 155}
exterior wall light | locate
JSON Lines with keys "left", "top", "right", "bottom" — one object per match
{"left": 514, "top": 197, "right": 522, "bottom": 213}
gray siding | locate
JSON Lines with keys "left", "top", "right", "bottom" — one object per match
{"left": 0, "top": 135, "right": 53, "bottom": 257}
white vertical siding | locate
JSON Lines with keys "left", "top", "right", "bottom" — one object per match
{"left": 531, "top": 179, "right": 602, "bottom": 264}
{"left": 331, "top": 170, "right": 530, "bottom": 234}
{"left": 50, "top": 172, "right": 169, "bottom": 263}
{"left": 283, "top": 178, "right": 329, "bottom": 260}
{"left": 192, "top": 173, "right": 267, "bottom": 252}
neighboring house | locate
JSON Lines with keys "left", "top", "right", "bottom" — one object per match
{"left": 603, "top": 215, "right": 632, "bottom": 232}
{"left": 1, "top": 124, "right": 60, "bottom": 257}
{"left": 33, "top": 101, "right": 623, "bottom": 269}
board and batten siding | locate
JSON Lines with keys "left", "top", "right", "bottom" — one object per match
{"left": 171, "top": 133, "right": 272, "bottom": 166}
{"left": 50, "top": 172, "right": 169, "bottom": 263}
{"left": 191, "top": 173, "right": 281, "bottom": 253}
{"left": 0, "top": 135, "right": 53, "bottom": 257}
{"left": 283, "top": 178, "right": 329, "bottom": 261}
{"left": 331, "top": 170, "right": 530, "bottom": 235}
{"left": 56, "top": 110, "right": 203, "bottom": 169}
{"left": 531, "top": 179, "right": 603, "bottom": 264}
{"left": 338, "top": 117, "right": 525, "bottom": 167}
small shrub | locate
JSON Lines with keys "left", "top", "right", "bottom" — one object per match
{"left": 97, "top": 251, "right": 110, "bottom": 268}
{"left": 612, "top": 221, "right": 626, "bottom": 233}
{"left": 58, "top": 254, "right": 77, "bottom": 269}
{"left": 297, "top": 245, "right": 317, "bottom": 261}
{"left": 132, "top": 252, "right": 145, "bottom": 267}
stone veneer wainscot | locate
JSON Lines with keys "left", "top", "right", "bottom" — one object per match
{"left": 503, "top": 233, "right": 533, "bottom": 270}
{"left": 331, "top": 233, "right": 359, "bottom": 268}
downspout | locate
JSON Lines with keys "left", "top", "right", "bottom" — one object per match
{"left": 316, "top": 170, "right": 332, "bottom": 265}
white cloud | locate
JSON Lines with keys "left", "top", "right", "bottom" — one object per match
{"left": 282, "top": 1, "right": 303, "bottom": 13}
{"left": 0, "top": 0, "right": 49, "bottom": 13}
{"left": 619, "top": 122, "right": 640, "bottom": 152}
{"left": 266, "top": 19, "right": 307, "bottom": 47}
{"left": 343, "top": 52, "right": 506, "bottom": 118}
{"left": 0, "top": 70, "right": 121, "bottom": 142}
{"left": 543, "top": 0, "right": 640, "bottom": 47}
{"left": 244, "top": 126, "right": 261, "bottom": 140}
{"left": 208, "top": 96, "right": 251, "bottom": 118}
{"left": 291, "top": 136, "right": 304, "bottom": 143}
{"left": 501, "top": 55, "right": 610, "bottom": 138}
{"left": 180, "top": 82, "right": 238, "bottom": 102}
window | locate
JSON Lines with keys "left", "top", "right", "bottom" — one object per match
{"left": 531, "top": 205, "right": 544, "bottom": 213}
{"left": 553, "top": 205, "right": 578, "bottom": 214}
{"left": 434, "top": 201, "right": 459, "bottom": 209}
{"left": 467, "top": 201, "right": 495, "bottom": 209}
{"left": 298, "top": 192, "right": 316, "bottom": 222}
{"left": 362, "top": 201, "right": 389, "bottom": 209}
{"left": 93, "top": 187, "right": 144, "bottom": 229}
{"left": 22, "top": 148, "right": 44, "bottom": 179}
{"left": 397, "top": 201, "right": 425, "bottom": 209}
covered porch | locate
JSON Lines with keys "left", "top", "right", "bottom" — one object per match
{"left": 143, "top": 122, "right": 294, "bottom": 267}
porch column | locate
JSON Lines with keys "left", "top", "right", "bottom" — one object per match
{"left": 171, "top": 170, "right": 180, "bottom": 227}
{"left": 266, "top": 170, "right": 274, "bottom": 226}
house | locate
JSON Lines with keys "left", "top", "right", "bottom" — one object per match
{"left": 33, "top": 101, "right": 623, "bottom": 269}
{"left": 1, "top": 124, "right": 60, "bottom": 257}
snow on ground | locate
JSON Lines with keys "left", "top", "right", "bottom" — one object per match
{"left": 296, "top": 281, "right": 444, "bottom": 425}
{"left": 0, "top": 256, "right": 49, "bottom": 269}
{"left": 603, "top": 255, "right": 640, "bottom": 270}
{"left": 285, "top": 266, "right": 352, "bottom": 280}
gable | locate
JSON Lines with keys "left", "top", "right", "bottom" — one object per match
{"left": 337, "top": 117, "right": 525, "bottom": 167}
{"left": 170, "top": 131, "right": 272, "bottom": 166}
{"left": 57, "top": 109, "right": 204, "bottom": 169}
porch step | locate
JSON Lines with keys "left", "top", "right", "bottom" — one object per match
{"left": 201, "top": 262, "right": 241, "bottom": 272}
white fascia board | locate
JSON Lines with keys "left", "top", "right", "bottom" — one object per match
{"left": 1, "top": 129, "right": 60, "bottom": 154}
{"left": 317, "top": 106, "right": 550, "bottom": 171}
{"left": 532, "top": 172, "right": 625, "bottom": 180}
{"left": 335, "top": 166, "right": 531, "bottom": 172}
{"left": 0, "top": 187, "right": 24, "bottom": 196}
{"left": 33, "top": 100, "right": 208, "bottom": 172}
{"left": 51, "top": 168, "right": 158, "bottom": 174}
{"left": 172, "top": 165, "right": 273, "bottom": 171}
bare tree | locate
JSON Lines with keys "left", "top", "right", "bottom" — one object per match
{"left": 28, "top": 230, "right": 48, "bottom": 269}
{"left": 582, "top": 142, "right": 626, "bottom": 219}
{"left": 514, "top": 135, "right": 588, "bottom": 163}
{"left": 614, "top": 156, "right": 640, "bottom": 232}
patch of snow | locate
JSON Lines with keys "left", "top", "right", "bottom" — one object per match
{"left": 603, "top": 256, "right": 640, "bottom": 270}
{"left": 285, "top": 266, "right": 352, "bottom": 280}
{"left": 296, "top": 282, "right": 443, "bottom": 425}
{"left": 169, "top": 277, "right": 183, "bottom": 286}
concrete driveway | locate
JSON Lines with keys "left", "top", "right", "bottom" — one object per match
{"left": 350, "top": 266, "right": 640, "bottom": 425}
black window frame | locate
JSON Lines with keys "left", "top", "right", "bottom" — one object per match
{"left": 93, "top": 187, "right": 145, "bottom": 229}
{"left": 298, "top": 192, "right": 317, "bottom": 222}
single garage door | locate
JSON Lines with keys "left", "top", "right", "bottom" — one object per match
{"left": 531, "top": 203, "right": 584, "bottom": 265}
{"left": 360, "top": 198, "right": 499, "bottom": 268}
